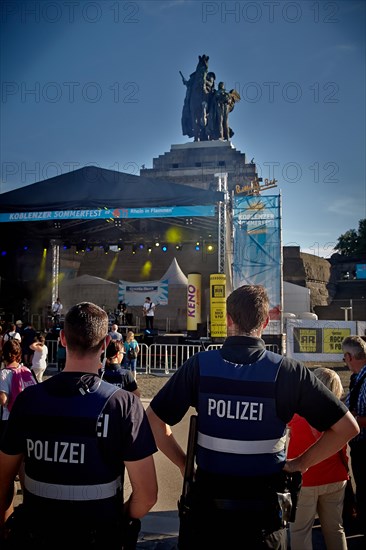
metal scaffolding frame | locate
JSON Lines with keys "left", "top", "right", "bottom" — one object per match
{"left": 215, "top": 172, "right": 228, "bottom": 274}
{"left": 51, "top": 240, "right": 60, "bottom": 304}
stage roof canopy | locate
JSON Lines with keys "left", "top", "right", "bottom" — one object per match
{"left": 0, "top": 166, "right": 222, "bottom": 246}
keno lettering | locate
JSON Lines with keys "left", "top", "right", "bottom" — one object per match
{"left": 208, "top": 398, "right": 263, "bottom": 421}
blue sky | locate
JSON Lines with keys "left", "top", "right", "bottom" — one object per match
{"left": 1, "top": 0, "right": 365, "bottom": 257}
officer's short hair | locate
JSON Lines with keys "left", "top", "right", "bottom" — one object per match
{"left": 342, "top": 335, "right": 366, "bottom": 360}
{"left": 64, "top": 302, "right": 108, "bottom": 355}
{"left": 227, "top": 285, "right": 269, "bottom": 334}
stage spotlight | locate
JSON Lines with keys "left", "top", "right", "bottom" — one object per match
{"left": 155, "top": 241, "right": 160, "bottom": 247}
{"left": 132, "top": 244, "right": 137, "bottom": 254}
{"left": 161, "top": 244, "right": 168, "bottom": 252}
{"left": 117, "top": 240, "right": 124, "bottom": 251}
{"left": 63, "top": 241, "right": 71, "bottom": 250}
{"left": 206, "top": 243, "right": 214, "bottom": 253}
{"left": 86, "top": 244, "right": 94, "bottom": 252}
{"left": 139, "top": 243, "right": 144, "bottom": 250}
{"left": 175, "top": 244, "right": 182, "bottom": 251}
{"left": 195, "top": 241, "right": 201, "bottom": 251}
{"left": 77, "top": 241, "right": 86, "bottom": 253}
{"left": 1, "top": 250, "right": 7, "bottom": 256}
{"left": 103, "top": 244, "right": 110, "bottom": 254}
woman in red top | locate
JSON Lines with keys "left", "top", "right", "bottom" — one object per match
{"left": 288, "top": 368, "right": 348, "bottom": 550}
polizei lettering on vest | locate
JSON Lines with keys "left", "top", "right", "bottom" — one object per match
{"left": 207, "top": 398, "right": 263, "bottom": 421}
{"left": 187, "top": 284, "right": 196, "bottom": 318}
{"left": 26, "top": 439, "right": 85, "bottom": 464}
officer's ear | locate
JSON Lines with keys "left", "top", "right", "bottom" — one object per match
{"left": 60, "top": 329, "right": 67, "bottom": 347}
{"left": 227, "top": 313, "right": 235, "bottom": 327}
{"left": 262, "top": 316, "right": 270, "bottom": 330}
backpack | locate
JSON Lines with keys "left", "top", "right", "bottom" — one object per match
{"left": 128, "top": 346, "right": 137, "bottom": 360}
{"left": 6, "top": 366, "right": 37, "bottom": 412}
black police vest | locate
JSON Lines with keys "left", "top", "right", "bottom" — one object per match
{"left": 22, "top": 378, "right": 122, "bottom": 520}
{"left": 197, "top": 349, "right": 286, "bottom": 476}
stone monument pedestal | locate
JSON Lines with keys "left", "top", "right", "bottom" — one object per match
{"left": 140, "top": 140, "right": 257, "bottom": 193}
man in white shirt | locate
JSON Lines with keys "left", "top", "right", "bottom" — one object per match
{"left": 142, "top": 297, "right": 155, "bottom": 331}
{"left": 51, "top": 297, "right": 63, "bottom": 326}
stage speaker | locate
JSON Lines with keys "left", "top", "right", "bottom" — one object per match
{"left": 196, "top": 322, "right": 208, "bottom": 338}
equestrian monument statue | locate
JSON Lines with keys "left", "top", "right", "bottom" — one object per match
{"left": 180, "top": 54, "right": 240, "bottom": 142}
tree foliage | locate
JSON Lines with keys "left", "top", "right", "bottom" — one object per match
{"left": 335, "top": 219, "right": 366, "bottom": 255}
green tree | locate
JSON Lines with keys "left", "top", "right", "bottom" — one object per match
{"left": 335, "top": 219, "right": 366, "bottom": 255}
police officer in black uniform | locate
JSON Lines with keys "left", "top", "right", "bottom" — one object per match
{"left": 146, "top": 285, "right": 359, "bottom": 549}
{"left": 0, "top": 302, "right": 158, "bottom": 549}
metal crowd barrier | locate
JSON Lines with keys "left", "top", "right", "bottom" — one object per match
{"left": 45, "top": 341, "right": 279, "bottom": 375}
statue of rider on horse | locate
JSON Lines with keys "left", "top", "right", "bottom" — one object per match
{"left": 180, "top": 54, "right": 240, "bottom": 142}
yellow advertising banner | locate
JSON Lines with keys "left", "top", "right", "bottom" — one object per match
{"left": 210, "top": 274, "right": 227, "bottom": 338}
{"left": 323, "top": 328, "right": 351, "bottom": 353}
{"left": 187, "top": 273, "right": 201, "bottom": 331}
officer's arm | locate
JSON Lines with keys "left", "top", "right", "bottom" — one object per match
{"left": 146, "top": 406, "right": 186, "bottom": 476}
{"left": 0, "top": 451, "right": 23, "bottom": 528}
{"left": 284, "top": 411, "right": 359, "bottom": 474}
{"left": 124, "top": 455, "right": 158, "bottom": 518}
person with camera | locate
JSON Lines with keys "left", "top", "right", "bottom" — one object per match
{"left": 146, "top": 285, "right": 359, "bottom": 549}
{"left": 0, "top": 302, "right": 157, "bottom": 549}
{"left": 123, "top": 331, "right": 139, "bottom": 381}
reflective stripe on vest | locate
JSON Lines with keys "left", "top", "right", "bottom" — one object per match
{"left": 197, "top": 432, "right": 287, "bottom": 455}
{"left": 24, "top": 473, "right": 122, "bottom": 501}
{"left": 197, "top": 349, "right": 286, "bottom": 476}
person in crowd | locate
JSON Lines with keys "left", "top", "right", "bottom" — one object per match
{"left": 0, "top": 326, "right": 4, "bottom": 359}
{"left": 108, "top": 323, "right": 123, "bottom": 341}
{"left": 0, "top": 340, "right": 36, "bottom": 440}
{"left": 3, "top": 324, "right": 21, "bottom": 344}
{"left": 146, "top": 285, "right": 359, "bottom": 549}
{"left": 56, "top": 336, "right": 66, "bottom": 372}
{"left": 15, "top": 320, "right": 24, "bottom": 338}
{"left": 142, "top": 297, "right": 155, "bottom": 331}
{"left": 124, "top": 331, "right": 140, "bottom": 381}
{"left": 0, "top": 301, "right": 157, "bottom": 549}
{"left": 99, "top": 340, "right": 140, "bottom": 397}
{"left": 288, "top": 368, "right": 348, "bottom": 549}
{"left": 29, "top": 334, "right": 48, "bottom": 382}
{"left": 342, "top": 335, "right": 366, "bottom": 536}
{"left": 21, "top": 323, "right": 37, "bottom": 367}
